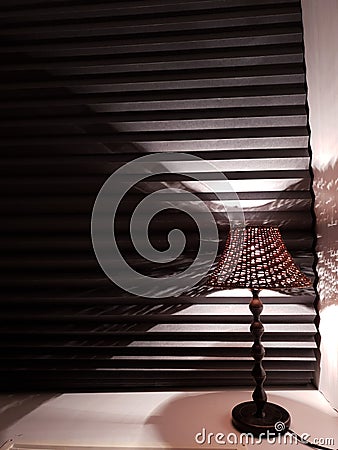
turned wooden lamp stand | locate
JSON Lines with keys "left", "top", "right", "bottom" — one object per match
{"left": 208, "top": 226, "right": 311, "bottom": 436}
{"left": 231, "top": 288, "right": 290, "bottom": 435}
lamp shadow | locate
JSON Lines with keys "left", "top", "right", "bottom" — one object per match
{"left": 145, "top": 390, "right": 338, "bottom": 449}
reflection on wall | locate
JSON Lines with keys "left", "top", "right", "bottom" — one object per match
{"left": 302, "top": 0, "right": 338, "bottom": 409}
{"left": 313, "top": 163, "right": 338, "bottom": 309}
{"left": 313, "top": 161, "right": 338, "bottom": 411}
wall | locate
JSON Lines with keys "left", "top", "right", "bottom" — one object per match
{"left": 302, "top": 0, "right": 338, "bottom": 410}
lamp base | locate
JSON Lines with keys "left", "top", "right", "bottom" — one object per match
{"left": 232, "top": 401, "right": 290, "bottom": 437}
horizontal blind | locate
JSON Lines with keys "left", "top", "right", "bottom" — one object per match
{"left": 0, "top": 0, "right": 317, "bottom": 390}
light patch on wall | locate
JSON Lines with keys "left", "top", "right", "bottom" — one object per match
{"left": 302, "top": 0, "right": 338, "bottom": 172}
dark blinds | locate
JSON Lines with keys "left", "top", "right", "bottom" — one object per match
{"left": 0, "top": 0, "right": 317, "bottom": 391}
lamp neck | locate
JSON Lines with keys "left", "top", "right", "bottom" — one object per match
{"left": 251, "top": 288, "right": 261, "bottom": 298}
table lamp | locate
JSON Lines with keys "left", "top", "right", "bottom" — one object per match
{"left": 207, "top": 226, "right": 312, "bottom": 436}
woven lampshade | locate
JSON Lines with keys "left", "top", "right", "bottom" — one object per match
{"left": 208, "top": 226, "right": 311, "bottom": 290}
